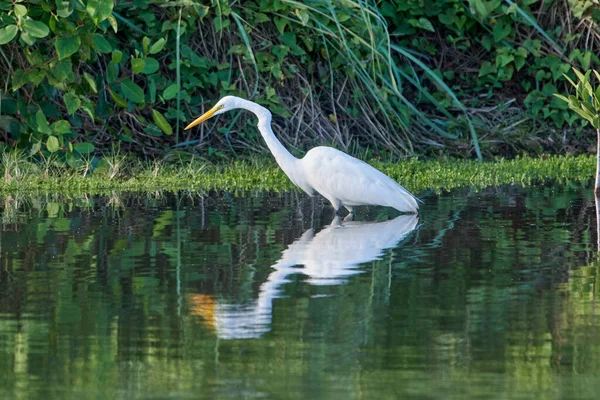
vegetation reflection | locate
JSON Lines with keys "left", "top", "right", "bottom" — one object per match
{"left": 0, "top": 186, "right": 599, "bottom": 399}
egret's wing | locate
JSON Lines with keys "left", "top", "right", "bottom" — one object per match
{"left": 303, "top": 147, "right": 418, "bottom": 212}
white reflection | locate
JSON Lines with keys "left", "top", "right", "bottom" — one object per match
{"left": 189, "top": 214, "right": 418, "bottom": 339}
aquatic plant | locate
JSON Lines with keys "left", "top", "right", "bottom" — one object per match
{"left": 555, "top": 68, "right": 600, "bottom": 193}
{"left": 554, "top": 67, "right": 600, "bottom": 251}
{"left": 0, "top": 150, "right": 594, "bottom": 196}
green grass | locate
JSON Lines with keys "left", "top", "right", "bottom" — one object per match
{"left": 0, "top": 153, "right": 595, "bottom": 196}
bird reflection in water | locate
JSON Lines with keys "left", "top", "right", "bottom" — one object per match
{"left": 188, "top": 214, "right": 418, "bottom": 339}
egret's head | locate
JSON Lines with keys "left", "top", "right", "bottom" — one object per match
{"left": 184, "top": 96, "right": 240, "bottom": 130}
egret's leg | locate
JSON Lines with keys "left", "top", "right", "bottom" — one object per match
{"left": 344, "top": 205, "right": 354, "bottom": 214}
{"left": 343, "top": 213, "right": 354, "bottom": 223}
{"left": 293, "top": 191, "right": 303, "bottom": 220}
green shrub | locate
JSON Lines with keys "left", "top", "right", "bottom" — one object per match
{"left": 380, "top": 0, "right": 599, "bottom": 152}
{"left": 1, "top": 0, "right": 482, "bottom": 161}
{"left": 0, "top": 0, "right": 597, "bottom": 163}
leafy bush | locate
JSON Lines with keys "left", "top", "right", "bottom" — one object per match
{"left": 381, "top": 0, "right": 600, "bottom": 152}
{"left": 0, "top": 0, "right": 598, "bottom": 164}
{"left": 1, "top": 0, "right": 476, "bottom": 161}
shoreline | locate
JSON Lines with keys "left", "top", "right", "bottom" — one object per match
{"left": 0, "top": 155, "right": 595, "bottom": 196}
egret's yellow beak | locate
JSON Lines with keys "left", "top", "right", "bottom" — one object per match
{"left": 184, "top": 105, "right": 223, "bottom": 130}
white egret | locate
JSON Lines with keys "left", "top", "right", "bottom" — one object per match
{"left": 185, "top": 96, "right": 420, "bottom": 213}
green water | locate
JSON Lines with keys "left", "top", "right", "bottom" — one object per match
{"left": 1, "top": 183, "right": 599, "bottom": 399}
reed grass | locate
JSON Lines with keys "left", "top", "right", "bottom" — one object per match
{"left": 205, "top": 0, "right": 484, "bottom": 159}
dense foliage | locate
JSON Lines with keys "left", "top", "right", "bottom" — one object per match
{"left": 0, "top": 0, "right": 598, "bottom": 165}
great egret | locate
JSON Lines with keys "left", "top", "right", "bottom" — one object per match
{"left": 185, "top": 96, "right": 420, "bottom": 213}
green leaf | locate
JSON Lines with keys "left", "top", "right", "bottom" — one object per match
{"left": 142, "top": 36, "right": 150, "bottom": 54}
{"left": 571, "top": 107, "right": 594, "bottom": 124}
{"left": 83, "top": 72, "right": 98, "bottom": 93}
{"left": 274, "top": 17, "right": 287, "bottom": 34}
{"left": 152, "top": 109, "right": 173, "bottom": 135}
{"left": 74, "top": 142, "right": 94, "bottom": 154}
{"left": 492, "top": 21, "right": 512, "bottom": 43}
{"left": 50, "top": 59, "right": 73, "bottom": 83}
{"left": 92, "top": 34, "right": 112, "bottom": 53}
{"left": 568, "top": 95, "right": 580, "bottom": 108}
{"left": 214, "top": 16, "right": 231, "bottom": 32}
{"left": 55, "top": 35, "right": 81, "bottom": 60}
{"left": 514, "top": 47, "right": 527, "bottom": 71}
{"left": 496, "top": 53, "right": 514, "bottom": 68}
{"left": 296, "top": 8, "right": 310, "bottom": 25}
{"left": 112, "top": 50, "right": 123, "bottom": 64}
{"left": 132, "top": 58, "right": 145, "bottom": 74}
{"left": 0, "top": 116, "right": 20, "bottom": 135}
{"left": 573, "top": 67, "right": 586, "bottom": 84}
{"left": 163, "top": 83, "right": 179, "bottom": 100}
{"left": 81, "top": 104, "right": 95, "bottom": 121}
{"left": 30, "top": 141, "right": 42, "bottom": 156}
{"left": 26, "top": 69, "right": 45, "bottom": 86}
{"left": 149, "top": 38, "right": 166, "bottom": 54}
{"left": 481, "top": 36, "right": 493, "bottom": 51}
{"left": 142, "top": 57, "right": 159, "bottom": 74}
{"left": 563, "top": 74, "right": 577, "bottom": 89}
{"left": 109, "top": 89, "right": 128, "bottom": 108}
{"left": 51, "top": 120, "right": 71, "bottom": 134}
{"left": 14, "top": 4, "right": 27, "bottom": 18}
{"left": 20, "top": 31, "right": 34, "bottom": 46}
{"left": 46, "top": 136, "right": 59, "bottom": 153}
{"left": 36, "top": 110, "right": 52, "bottom": 134}
{"left": 107, "top": 15, "right": 118, "bottom": 33}
{"left": 535, "top": 70, "right": 546, "bottom": 82}
{"left": 119, "top": 134, "right": 133, "bottom": 143}
{"left": 582, "top": 101, "right": 595, "bottom": 115}
{"left": 579, "top": 51, "right": 592, "bottom": 71}
{"left": 86, "top": 0, "right": 114, "bottom": 23}
{"left": 478, "top": 61, "right": 496, "bottom": 77}
{"left": 149, "top": 76, "right": 157, "bottom": 103}
{"left": 106, "top": 61, "right": 118, "bottom": 83}
{"left": 417, "top": 17, "right": 435, "bottom": 32}
{"left": 64, "top": 93, "right": 81, "bottom": 115}
{"left": 471, "top": 0, "right": 501, "bottom": 19}
{"left": 553, "top": 94, "right": 569, "bottom": 104}
{"left": 0, "top": 25, "right": 18, "bottom": 45}
{"left": 144, "top": 125, "right": 163, "bottom": 137}
{"left": 23, "top": 20, "right": 49, "bottom": 38}
{"left": 56, "top": 1, "right": 73, "bottom": 18}
{"left": 120, "top": 79, "right": 145, "bottom": 103}
{"left": 550, "top": 62, "right": 570, "bottom": 82}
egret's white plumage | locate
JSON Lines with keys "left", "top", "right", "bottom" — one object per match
{"left": 185, "top": 96, "right": 419, "bottom": 213}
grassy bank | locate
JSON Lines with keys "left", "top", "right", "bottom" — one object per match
{"left": 0, "top": 153, "right": 595, "bottom": 196}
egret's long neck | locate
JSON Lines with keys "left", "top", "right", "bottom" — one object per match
{"left": 239, "top": 99, "right": 299, "bottom": 174}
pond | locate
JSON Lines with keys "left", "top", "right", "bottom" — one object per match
{"left": 0, "top": 182, "right": 599, "bottom": 399}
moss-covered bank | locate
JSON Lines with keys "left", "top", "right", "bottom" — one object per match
{"left": 0, "top": 154, "right": 595, "bottom": 196}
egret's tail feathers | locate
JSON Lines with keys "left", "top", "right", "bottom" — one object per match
{"left": 390, "top": 188, "right": 419, "bottom": 213}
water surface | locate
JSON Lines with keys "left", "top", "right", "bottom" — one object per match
{"left": 1, "top": 183, "right": 599, "bottom": 399}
